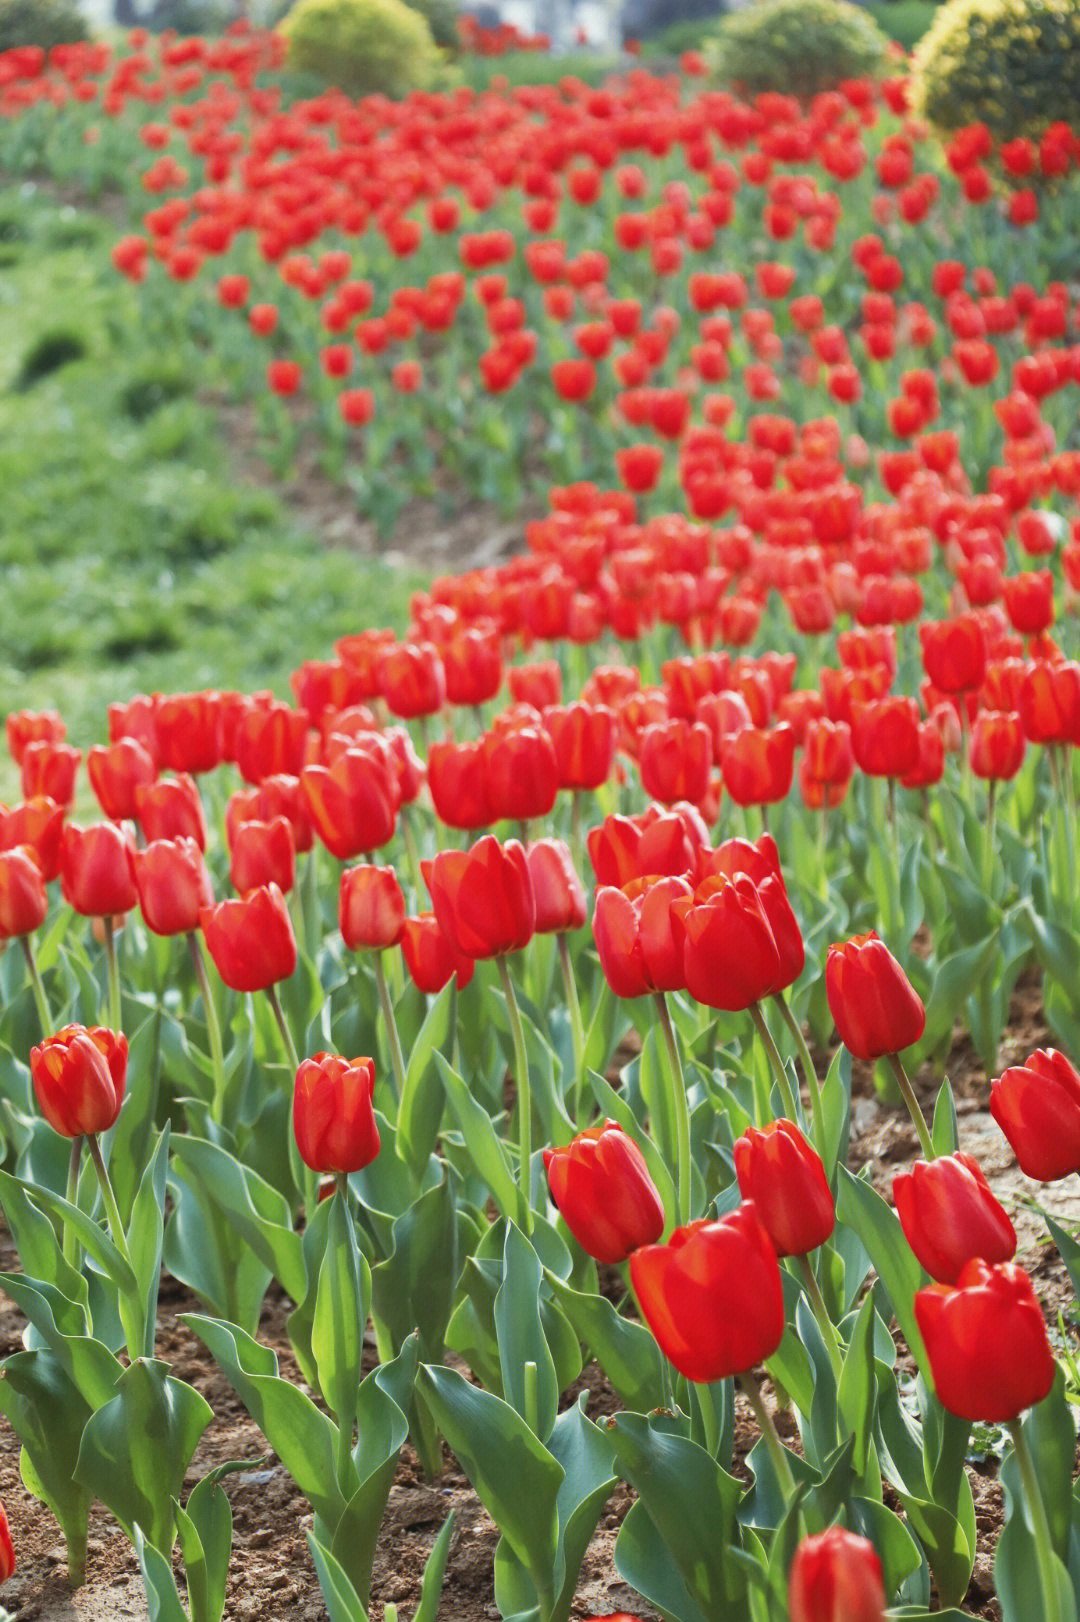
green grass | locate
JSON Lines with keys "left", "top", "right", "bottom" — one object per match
{"left": 0, "top": 184, "right": 424, "bottom": 753}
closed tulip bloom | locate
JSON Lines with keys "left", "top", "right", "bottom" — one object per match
{"left": 442, "top": 625, "right": 503, "bottom": 708}
{"left": 698, "top": 832, "right": 782, "bottom": 886}
{"left": 153, "top": 691, "right": 223, "bottom": 775}
{"left": 593, "top": 875, "right": 692, "bottom": 998}
{"left": 544, "top": 1120, "right": 665, "bottom": 1263}
{"left": 788, "top": 1526, "right": 886, "bottom": 1622}
{"left": 426, "top": 836, "right": 535, "bottom": 960}
{"left": 300, "top": 748, "right": 398, "bottom": 860}
{"left": 900, "top": 719, "right": 946, "bottom": 790}
{"left": 6, "top": 708, "right": 65, "bottom": 767}
{"left": 339, "top": 863, "right": 407, "bottom": 950}
{"left": 485, "top": 725, "right": 559, "bottom": 822}
{"left": 1002, "top": 570, "right": 1054, "bottom": 636}
{"left": 293, "top": 1053, "right": 380, "bottom": 1174}
{"left": 0, "top": 797, "right": 65, "bottom": 882}
{"left": 587, "top": 806, "right": 705, "bottom": 887}
{"left": 544, "top": 703, "right": 617, "bottom": 791}
{"left": 990, "top": 1048, "right": 1080, "bottom": 1180}
{"left": 677, "top": 874, "right": 781, "bottom": 1011}
{"left": 400, "top": 911, "right": 475, "bottom": 993}
{"left": 0, "top": 846, "right": 48, "bottom": 939}
{"left": 428, "top": 738, "right": 493, "bottom": 831}
{"left": 87, "top": 738, "right": 157, "bottom": 822}
{"left": 1019, "top": 660, "right": 1080, "bottom": 745}
{"left": 526, "top": 840, "right": 587, "bottom": 934}
{"left": 629, "top": 1202, "right": 785, "bottom": 1382}
{"left": 200, "top": 883, "right": 298, "bottom": 993}
{"left": 756, "top": 873, "right": 804, "bottom": 992}
{"left": 639, "top": 719, "right": 712, "bottom": 807}
{"left": 229, "top": 816, "right": 296, "bottom": 896}
{"left": 802, "top": 718, "right": 854, "bottom": 788}
{"left": 234, "top": 699, "right": 310, "bottom": 787}
{"left": 851, "top": 696, "right": 921, "bottom": 778}
{"left": 30, "top": 1024, "right": 127, "bottom": 1138}
{"left": 21, "top": 740, "right": 81, "bottom": 807}
{"left": 378, "top": 641, "right": 446, "bottom": 718}
{"left": 721, "top": 724, "right": 795, "bottom": 806}
{"left": 509, "top": 661, "right": 562, "bottom": 710}
{"left": 826, "top": 933, "right": 925, "bottom": 1060}
{"left": 135, "top": 774, "right": 207, "bottom": 850}
{"left": 969, "top": 711, "right": 1025, "bottom": 780}
{"left": 60, "top": 822, "right": 138, "bottom": 919}
{"left": 919, "top": 614, "right": 987, "bottom": 694}
{"left": 894, "top": 1152, "right": 1016, "bottom": 1283}
{"left": 228, "top": 774, "right": 314, "bottom": 854}
{"left": 129, "top": 837, "right": 214, "bottom": 937}
{"left": 915, "top": 1259, "right": 1055, "bottom": 1422}
{"left": 0, "top": 1498, "right": 12, "bottom": 1582}
{"left": 734, "top": 1119, "right": 835, "bottom": 1256}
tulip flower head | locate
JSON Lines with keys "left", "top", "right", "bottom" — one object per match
{"left": 990, "top": 1048, "right": 1080, "bottom": 1181}
{"left": 893, "top": 1152, "right": 1016, "bottom": 1282}
{"left": 293, "top": 1053, "right": 380, "bottom": 1175}
{"left": 544, "top": 1120, "right": 664, "bottom": 1263}
{"left": 825, "top": 933, "right": 925, "bottom": 1061}
{"left": 30, "top": 1025, "right": 128, "bottom": 1139}
{"left": 915, "top": 1259, "right": 1055, "bottom": 1423}
{"left": 788, "top": 1526, "right": 886, "bottom": 1622}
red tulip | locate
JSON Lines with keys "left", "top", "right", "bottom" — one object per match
{"left": 990, "top": 1048, "right": 1080, "bottom": 1181}
{"left": 427, "top": 738, "right": 493, "bottom": 831}
{"left": 915, "top": 1259, "right": 1055, "bottom": 1422}
{"left": 0, "top": 846, "right": 48, "bottom": 939}
{"left": 129, "top": 837, "right": 214, "bottom": 937}
{"left": 544, "top": 702, "right": 616, "bottom": 791}
{"left": 234, "top": 700, "right": 310, "bottom": 786}
{"left": 339, "top": 864, "right": 407, "bottom": 951}
{"left": 6, "top": 708, "right": 65, "bottom": 767}
{"left": 400, "top": 912, "right": 475, "bottom": 993}
{"left": 593, "top": 875, "right": 692, "bottom": 998}
{"left": 379, "top": 641, "right": 446, "bottom": 718}
{"left": 526, "top": 840, "right": 587, "bottom": 934}
{"left": 21, "top": 741, "right": 82, "bottom": 807}
{"left": 485, "top": 724, "right": 559, "bottom": 822}
{"left": 969, "top": 711, "right": 1025, "bottom": 780}
{"left": 734, "top": 1119, "right": 834, "bottom": 1257}
{"left": 676, "top": 874, "right": 781, "bottom": 1011}
{"left": 229, "top": 816, "right": 296, "bottom": 896}
{"left": 850, "top": 696, "right": 921, "bottom": 778}
{"left": 543, "top": 1120, "right": 665, "bottom": 1263}
{"left": 509, "top": 661, "right": 562, "bottom": 709}
{"left": 300, "top": 747, "right": 398, "bottom": 860}
{"left": 0, "top": 1498, "right": 12, "bottom": 1583}
{"left": 629, "top": 1202, "right": 785, "bottom": 1382}
{"left": 153, "top": 691, "right": 223, "bottom": 775}
{"left": 721, "top": 724, "right": 795, "bottom": 806}
{"left": 0, "top": 798, "right": 65, "bottom": 882}
{"left": 442, "top": 625, "right": 503, "bottom": 708}
{"left": 228, "top": 774, "right": 314, "bottom": 855}
{"left": 293, "top": 1053, "right": 380, "bottom": 1174}
{"left": 919, "top": 614, "right": 986, "bottom": 694}
{"left": 1002, "top": 571, "right": 1054, "bottom": 636}
{"left": 587, "top": 806, "right": 706, "bottom": 888}
{"left": 200, "top": 884, "right": 298, "bottom": 993}
{"left": 60, "top": 823, "right": 138, "bottom": 919}
{"left": 135, "top": 775, "right": 207, "bottom": 850}
{"left": 30, "top": 1024, "right": 127, "bottom": 1138}
{"left": 87, "top": 738, "right": 157, "bottom": 822}
{"left": 1019, "top": 660, "right": 1080, "bottom": 745}
{"left": 825, "top": 933, "right": 925, "bottom": 1060}
{"left": 788, "top": 1526, "right": 886, "bottom": 1622}
{"left": 893, "top": 1152, "right": 1016, "bottom": 1282}
{"left": 639, "top": 719, "right": 712, "bottom": 807}
{"left": 426, "top": 836, "right": 534, "bottom": 960}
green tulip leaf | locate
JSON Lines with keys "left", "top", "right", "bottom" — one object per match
{"left": 169, "top": 1137, "right": 306, "bottom": 1302}
{"left": 370, "top": 1175, "right": 462, "bottom": 1361}
{"left": 164, "top": 1168, "right": 271, "bottom": 1339}
{"left": 134, "top": 1527, "right": 192, "bottom": 1622}
{"left": 0, "top": 1169, "right": 89, "bottom": 1305}
{"left": 126, "top": 1126, "right": 170, "bottom": 1359}
{"left": 410, "top": 1509, "right": 455, "bottom": 1622}
{"left": 545, "top": 1270, "right": 668, "bottom": 1414}
{"left": 0, "top": 1349, "right": 94, "bottom": 1576}
{"left": 74, "top": 1358, "right": 213, "bottom": 1554}
{"left": 434, "top": 1051, "right": 526, "bottom": 1225}
{"left": 836, "top": 1167, "right": 927, "bottom": 1372}
{"left": 548, "top": 1398, "right": 617, "bottom": 1622}
{"left": 311, "top": 1192, "right": 371, "bottom": 1439}
{"left": 306, "top": 1532, "right": 370, "bottom": 1622}
{"left": 25, "top": 1182, "right": 138, "bottom": 1297}
{"left": 0, "top": 1272, "right": 120, "bottom": 1408}
{"left": 397, "top": 980, "right": 453, "bottom": 1177}
{"left": 495, "top": 1222, "right": 559, "bottom": 1444}
{"left": 175, "top": 1476, "right": 233, "bottom": 1622}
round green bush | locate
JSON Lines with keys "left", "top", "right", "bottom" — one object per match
{"left": 280, "top": 0, "right": 438, "bottom": 98}
{"left": 911, "top": 0, "right": 1080, "bottom": 140}
{"left": 716, "top": 0, "right": 890, "bottom": 97}
{"left": 403, "top": 0, "right": 459, "bottom": 49}
{"left": 0, "top": 0, "right": 88, "bottom": 50}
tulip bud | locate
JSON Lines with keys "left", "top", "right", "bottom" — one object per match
{"left": 30, "top": 1025, "right": 127, "bottom": 1138}
{"left": 734, "top": 1119, "right": 835, "bottom": 1257}
{"left": 129, "top": 837, "right": 214, "bottom": 937}
{"left": 200, "top": 884, "right": 297, "bottom": 993}
{"left": 339, "top": 864, "right": 406, "bottom": 950}
{"left": 400, "top": 912, "right": 475, "bottom": 994}
{"left": 60, "top": 822, "right": 138, "bottom": 919}
{"left": 526, "top": 840, "right": 587, "bottom": 935}
{"left": 893, "top": 1152, "right": 1016, "bottom": 1282}
{"left": 990, "top": 1048, "right": 1080, "bottom": 1181}
{"left": 0, "top": 845, "right": 49, "bottom": 939}
{"left": 426, "top": 836, "right": 534, "bottom": 960}
{"left": 0, "top": 1498, "right": 13, "bottom": 1583}
{"left": 825, "top": 932, "right": 925, "bottom": 1060}
{"left": 293, "top": 1052, "right": 380, "bottom": 1174}
{"left": 915, "top": 1259, "right": 1055, "bottom": 1422}
{"left": 788, "top": 1526, "right": 886, "bottom": 1622}
{"left": 543, "top": 1121, "right": 665, "bottom": 1263}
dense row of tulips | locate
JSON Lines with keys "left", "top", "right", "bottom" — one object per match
{"left": 3, "top": 20, "right": 1080, "bottom": 1622}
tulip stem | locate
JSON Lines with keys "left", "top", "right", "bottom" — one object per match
{"left": 87, "top": 1132, "right": 145, "bottom": 1358}
{"left": 86, "top": 1134, "right": 132, "bottom": 1267}
{"left": 266, "top": 983, "right": 301, "bottom": 1074}
{"left": 1009, "top": 1419, "right": 1066, "bottom": 1622}
{"left": 401, "top": 805, "right": 424, "bottom": 899}
{"left": 21, "top": 934, "right": 52, "bottom": 1036}
{"left": 557, "top": 933, "right": 586, "bottom": 1121}
{"left": 373, "top": 952, "right": 407, "bottom": 1104}
{"left": 772, "top": 995, "right": 826, "bottom": 1162}
{"left": 885, "top": 1051, "right": 935, "bottom": 1160}
{"left": 103, "top": 916, "right": 121, "bottom": 1032}
{"left": 655, "top": 992, "right": 693, "bottom": 1227}
{"left": 749, "top": 1002, "right": 799, "bottom": 1123}
{"left": 796, "top": 1254, "right": 843, "bottom": 1378}
{"left": 739, "top": 1369, "right": 796, "bottom": 1499}
{"left": 188, "top": 933, "right": 227, "bottom": 1120}
{"left": 497, "top": 955, "right": 534, "bottom": 1232}
{"left": 63, "top": 1136, "right": 82, "bottom": 1271}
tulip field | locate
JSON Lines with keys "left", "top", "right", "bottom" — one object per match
{"left": 4, "top": 15, "right": 1080, "bottom": 1622}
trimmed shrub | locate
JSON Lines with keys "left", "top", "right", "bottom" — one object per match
{"left": 911, "top": 0, "right": 1080, "bottom": 140}
{"left": 280, "top": 0, "right": 438, "bottom": 98}
{"left": 404, "top": 0, "right": 459, "bottom": 49}
{"left": 0, "top": 0, "right": 88, "bottom": 50}
{"left": 716, "top": 0, "right": 890, "bottom": 97}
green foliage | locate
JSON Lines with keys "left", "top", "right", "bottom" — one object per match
{"left": 0, "top": 0, "right": 88, "bottom": 50}
{"left": 403, "top": 0, "right": 459, "bottom": 49}
{"left": 280, "top": 0, "right": 438, "bottom": 98}
{"left": 13, "top": 329, "right": 87, "bottom": 390}
{"left": 911, "top": 0, "right": 1080, "bottom": 139}
{"left": 715, "top": 0, "right": 890, "bottom": 96}
{"left": 866, "top": 0, "right": 939, "bottom": 49}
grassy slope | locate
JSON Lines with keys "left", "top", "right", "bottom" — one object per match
{"left": 0, "top": 183, "right": 424, "bottom": 753}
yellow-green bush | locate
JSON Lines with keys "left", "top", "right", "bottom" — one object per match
{"left": 716, "top": 0, "right": 890, "bottom": 97}
{"left": 280, "top": 0, "right": 437, "bottom": 98}
{"left": 0, "top": 0, "right": 88, "bottom": 50}
{"left": 911, "top": 0, "right": 1080, "bottom": 140}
